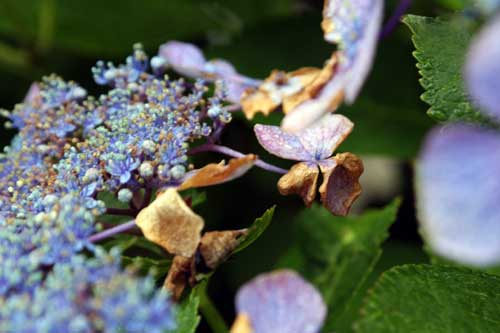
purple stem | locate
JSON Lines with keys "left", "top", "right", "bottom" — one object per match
{"left": 189, "top": 143, "right": 288, "bottom": 175}
{"left": 88, "top": 220, "right": 137, "bottom": 243}
{"left": 380, "top": 0, "right": 412, "bottom": 39}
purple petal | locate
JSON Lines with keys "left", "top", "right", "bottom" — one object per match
{"left": 322, "top": 0, "right": 383, "bottom": 102}
{"left": 254, "top": 124, "right": 315, "bottom": 161}
{"left": 235, "top": 270, "right": 326, "bottom": 333}
{"left": 255, "top": 114, "right": 353, "bottom": 161}
{"left": 465, "top": 15, "right": 500, "bottom": 120}
{"left": 158, "top": 41, "right": 207, "bottom": 77}
{"left": 298, "top": 114, "right": 353, "bottom": 160}
{"left": 417, "top": 124, "right": 500, "bottom": 266}
{"left": 24, "top": 83, "right": 41, "bottom": 103}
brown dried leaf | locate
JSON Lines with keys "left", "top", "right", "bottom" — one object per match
{"left": 241, "top": 68, "right": 320, "bottom": 119}
{"left": 178, "top": 155, "right": 256, "bottom": 191}
{"left": 231, "top": 314, "right": 253, "bottom": 333}
{"left": 199, "top": 229, "right": 248, "bottom": 269}
{"left": 163, "top": 255, "right": 194, "bottom": 301}
{"left": 319, "top": 153, "right": 364, "bottom": 216}
{"left": 135, "top": 188, "right": 204, "bottom": 257}
{"left": 277, "top": 162, "right": 320, "bottom": 207}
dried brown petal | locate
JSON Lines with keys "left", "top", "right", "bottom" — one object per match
{"left": 135, "top": 188, "right": 204, "bottom": 257}
{"left": 319, "top": 153, "right": 364, "bottom": 216}
{"left": 281, "top": 53, "right": 345, "bottom": 133}
{"left": 282, "top": 55, "right": 338, "bottom": 114}
{"left": 163, "top": 255, "right": 194, "bottom": 300}
{"left": 241, "top": 69, "right": 320, "bottom": 119}
{"left": 178, "top": 155, "right": 256, "bottom": 191}
{"left": 199, "top": 230, "right": 248, "bottom": 269}
{"left": 231, "top": 314, "right": 253, "bottom": 333}
{"left": 277, "top": 162, "right": 320, "bottom": 207}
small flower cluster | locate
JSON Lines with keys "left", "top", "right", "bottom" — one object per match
{"left": 1, "top": 44, "right": 232, "bottom": 220}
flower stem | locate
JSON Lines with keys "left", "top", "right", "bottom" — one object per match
{"left": 189, "top": 143, "right": 288, "bottom": 175}
{"left": 380, "top": 0, "right": 412, "bottom": 39}
{"left": 199, "top": 283, "right": 230, "bottom": 333}
{"left": 88, "top": 220, "right": 137, "bottom": 243}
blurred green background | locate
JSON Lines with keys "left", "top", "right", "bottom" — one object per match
{"left": 0, "top": 0, "right": 458, "bottom": 329}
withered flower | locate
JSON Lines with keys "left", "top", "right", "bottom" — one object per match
{"left": 255, "top": 114, "right": 363, "bottom": 215}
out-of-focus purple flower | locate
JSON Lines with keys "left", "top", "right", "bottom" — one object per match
{"left": 465, "top": 15, "right": 500, "bottom": 121}
{"left": 234, "top": 270, "right": 326, "bottom": 333}
{"left": 417, "top": 124, "right": 500, "bottom": 266}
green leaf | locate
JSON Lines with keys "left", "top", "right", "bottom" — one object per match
{"left": 403, "top": 15, "right": 490, "bottom": 124}
{"left": 277, "top": 199, "right": 401, "bottom": 332}
{"left": 175, "top": 289, "right": 201, "bottom": 333}
{"left": 233, "top": 206, "right": 275, "bottom": 254}
{"left": 356, "top": 264, "right": 500, "bottom": 333}
{"left": 121, "top": 255, "right": 171, "bottom": 278}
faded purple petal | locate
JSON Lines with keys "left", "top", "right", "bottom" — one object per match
{"left": 255, "top": 114, "right": 353, "bottom": 161}
{"left": 235, "top": 270, "right": 326, "bottom": 333}
{"left": 158, "top": 41, "right": 207, "bottom": 77}
{"left": 322, "top": 0, "right": 383, "bottom": 102}
{"left": 417, "top": 124, "right": 500, "bottom": 266}
{"left": 205, "top": 59, "right": 257, "bottom": 103}
{"left": 298, "top": 114, "right": 353, "bottom": 160}
{"left": 254, "top": 124, "right": 315, "bottom": 161}
{"left": 24, "top": 83, "right": 41, "bottom": 103}
{"left": 465, "top": 15, "right": 500, "bottom": 120}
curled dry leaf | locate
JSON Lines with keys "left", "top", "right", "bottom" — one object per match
{"left": 231, "top": 314, "right": 253, "bottom": 333}
{"left": 135, "top": 188, "right": 204, "bottom": 257}
{"left": 319, "top": 152, "right": 364, "bottom": 216}
{"left": 241, "top": 68, "right": 320, "bottom": 120}
{"left": 163, "top": 255, "right": 194, "bottom": 300}
{"left": 277, "top": 162, "right": 319, "bottom": 207}
{"left": 178, "top": 154, "right": 256, "bottom": 191}
{"left": 199, "top": 229, "right": 248, "bottom": 269}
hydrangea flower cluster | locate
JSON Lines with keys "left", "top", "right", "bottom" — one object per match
{"left": 0, "top": 248, "right": 176, "bottom": 332}
{"left": 1, "top": 43, "right": 233, "bottom": 221}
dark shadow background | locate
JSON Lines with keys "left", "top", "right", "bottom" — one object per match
{"left": 0, "top": 0, "right": 453, "bottom": 329}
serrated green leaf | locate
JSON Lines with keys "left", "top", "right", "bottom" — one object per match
{"left": 356, "top": 264, "right": 500, "bottom": 333}
{"left": 175, "top": 289, "right": 201, "bottom": 333}
{"left": 403, "top": 15, "right": 490, "bottom": 124}
{"left": 277, "top": 199, "right": 401, "bottom": 332}
{"left": 233, "top": 206, "right": 275, "bottom": 254}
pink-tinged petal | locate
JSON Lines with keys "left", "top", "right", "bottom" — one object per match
{"left": 322, "top": 0, "right": 383, "bottom": 102}
{"left": 298, "top": 114, "right": 353, "bottom": 160}
{"left": 235, "top": 270, "right": 326, "bottom": 333}
{"left": 24, "top": 83, "right": 41, "bottom": 103}
{"left": 158, "top": 41, "right": 207, "bottom": 77}
{"left": 256, "top": 114, "right": 353, "bottom": 161}
{"left": 254, "top": 124, "right": 314, "bottom": 161}
{"left": 417, "top": 124, "right": 500, "bottom": 267}
{"left": 206, "top": 59, "right": 259, "bottom": 104}
{"left": 465, "top": 15, "right": 500, "bottom": 120}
